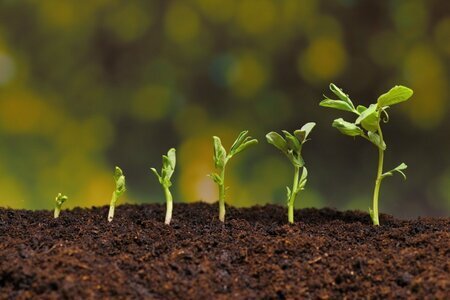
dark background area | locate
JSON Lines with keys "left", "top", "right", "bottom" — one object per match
{"left": 0, "top": 0, "right": 449, "bottom": 218}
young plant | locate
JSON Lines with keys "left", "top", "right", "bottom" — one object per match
{"left": 266, "top": 123, "right": 316, "bottom": 224}
{"left": 108, "top": 166, "right": 126, "bottom": 222}
{"left": 151, "top": 148, "right": 176, "bottom": 225}
{"left": 320, "top": 83, "right": 413, "bottom": 225}
{"left": 54, "top": 193, "right": 68, "bottom": 218}
{"left": 210, "top": 131, "right": 258, "bottom": 222}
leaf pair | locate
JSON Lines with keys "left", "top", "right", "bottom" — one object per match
{"left": 266, "top": 122, "right": 316, "bottom": 168}
{"left": 212, "top": 131, "right": 258, "bottom": 172}
{"left": 114, "top": 166, "right": 126, "bottom": 196}
{"left": 151, "top": 148, "right": 176, "bottom": 188}
{"left": 55, "top": 193, "right": 68, "bottom": 207}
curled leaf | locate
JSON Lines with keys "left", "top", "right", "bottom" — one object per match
{"left": 332, "top": 118, "right": 363, "bottom": 137}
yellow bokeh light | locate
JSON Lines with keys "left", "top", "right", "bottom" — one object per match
{"left": 195, "top": 0, "right": 235, "bottom": 23}
{"left": 298, "top": 36, "right": 347, "bottom": 83}
{"left": 165, "top": 2, "right": 200, "bottom": 44}
{"left": 131, "top": 84, "right": 172, "bottom": 121}
{"left": 403, "top": 45, "right": 447, "bottom": 128}
{"left": 227, "top": 53, "right": 268, "bottom": 98}
{"left": 235, "top": 0, "right": 276, "bottom": 36}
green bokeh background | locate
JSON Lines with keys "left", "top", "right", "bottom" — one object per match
{"left": 0, "top": 0, "right": 449, "bottom": 218}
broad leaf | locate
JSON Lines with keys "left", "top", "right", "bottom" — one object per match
{"left": 382, "top": 163, "right": 407, "bottom": 180}
{"left": 213, "top": 136, "right": 227, "bottom": 169}
{"left": 266, "top": 132, "right": 288, "bottom": 154}
{"left": 294, "top": 122, "right": 316, "bottom": 143}
{"left": 319, "top": 99, "right": 355, "bottom": 113}
{"left": 167, "top": 148, "right": 176, "bottom": 169}
{"left": 356, "top": 105, "right": 367, "bottom": 114}
{"left": 377, "top": 85, "right": 413, "bottom": 107}
{"left": 332, "top": 118, "right": 363, "bottom": 137}
{"left": 356, "top": 104, "right": 377, "bottom": 124}
{"left": 368, "top": 131, "right": 386, "bottom": 150}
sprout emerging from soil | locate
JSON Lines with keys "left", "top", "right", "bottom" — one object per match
{"left": 210, "top": 131, "right": 258, "bottom": 222}
{"left": 108, "top": 166, "right": 126, "bottom": 222}
{"left": 54, "top": 193, "right": 68, "bottom": 218}
{"left": 266, "top": 122, "right": 316, "bottom": 224}
{"left": 151, "top": 148, "right": 176, "bottom": 225}
{"left": 320, "top": 83, "right": 413, "bottom": 226}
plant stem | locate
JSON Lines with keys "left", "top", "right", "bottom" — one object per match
{"left": 108, "top": 192, "right": 117, "bottom": 222}
{"left": 54, "top": 207, "right": 61, "bottom": 218}
{"left": 219, "top": 166, "right": 226, "bottom": 222}
{"left": 164, "top": 186, "right": 173, "bottom": 225}
{"left": 288, "top": 166, "right": 300, "bottom": 224}
{"left": 372, "top": 125, "right": 385, "bottom": 226}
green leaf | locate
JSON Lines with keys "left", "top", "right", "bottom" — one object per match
{"left": 232, "top": 139, "right": 258, "bottom": 156}
{"left": 368, "top": 131, "right": 386, "bottom": 150}
{"left": 287, "top": 150, "right": 305, "bottom": 168}
{"left": 282, "top": 130, "right": 301, "bottom": 152}
{"left": 319, "top": 99, "right": 355, "bottom": 113}
{"left": 213, "top": 136, "right": 227, "bottom": 169}
{"left": 294, "top": 122, "right": 316, "bottom": 143}
{"left": 377, "top": 85, "right": 413, "bottom": 107}
{"left": 266, "top": 132, "right": 288, "bottom": 154}
{"left": 297, "top": 167, "right": 308, "bottom": 192}
{"left": 356, "top": 105, "right": 367, "bottom": 114}
{"left": 286, "top": 186, "right": 292, "bottom": 201}
{"left": 355, "top": 104, "right": 380, "bottom": 132}
{"left": 332, "top": 118, "right": 363, "bottom": 137}
{"left": 209, "top": 173, "right": 223, "bottom": 185}
{"left": 167, "top": 148, "right": 176, "bottom": 169}
{"left": 382, "top": 163, "right": 408, "bottom": 180}
{"left": 114, "top": 166, "right": 126, "bottom": 196}
{"left": 55, "top": 193, "right": 68, "bottom": 206}
{"left": 150, "top": 167, "right": 161, "bottom": 182}
{"left": 329, "top": 83, "right": 355, "bottom": 108}
{"left": 230, "top": 131, "right": 248, "bottom": 155}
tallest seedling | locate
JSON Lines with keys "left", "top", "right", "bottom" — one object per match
{"left": 320, "top": 84, "right": 413, "bottom": 225}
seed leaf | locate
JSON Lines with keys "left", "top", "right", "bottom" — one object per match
{"left": 332, "top": 118, "right": 363, "bottom": 137}
{"left": 55, "top": 193, "right": 68, "bottom": 207}
{"left": 114, "top": 166, "right": 126, "bottom": 196}
{"left": 377, "top": 85, "right": 413, "bottom": 107}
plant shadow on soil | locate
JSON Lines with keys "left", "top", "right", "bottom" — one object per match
{"left": 0, "top": 203, "right": 448, "bottom": 299}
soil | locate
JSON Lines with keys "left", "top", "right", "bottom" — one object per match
{"left": 0, "top": 203, "right": 448, "bottom": 299}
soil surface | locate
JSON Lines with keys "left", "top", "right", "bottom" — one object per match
{"left": 0, "top": 203, "right": 449, "bottom": 299}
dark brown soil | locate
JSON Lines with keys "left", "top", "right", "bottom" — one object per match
{"left": 0, "top": 203, "right": 448, "bottom": 299}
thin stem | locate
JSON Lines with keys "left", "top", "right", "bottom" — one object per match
{"left": 372, "top": 125, "right": 385, "bottom": 226}
{"left": 54, "top": 206, "right": 61, "bottom": 218}
{"left": 108, "top": 192, "right": 117, "bottom": 222}
{"left": 288, "top": 166, "right": 300, "bottom": 224}
{"left": 164, "top": 186, "right": 173, "bottom": 225}
{"left": 219, "top": 166, "right": 226, "bottom": 222}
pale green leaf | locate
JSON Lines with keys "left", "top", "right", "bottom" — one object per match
{"left": 294, "top": 122, "right": 316, "bottom": 143}
{"left": 232, "top": 139, "right": 258, "bottom": 156}
{"left": 329, "top": 83, "right": 355, "bottom": 108}
{"left": 213, "top": 136, "right": 226, "bottom": 169}
{"left": 319, "top": 99, "right": 355, "bottom": 113}
{"left": 282, "top": 130, "right": 301, "bottom": 152}
{"left": 382, "top": 163, "right": 408, "bottom": 180}
{"left": 377, "top": 85, "right": 413, "bottom": 107}
{"left": 230, "top": 131, "right": 249, "bottom": 155}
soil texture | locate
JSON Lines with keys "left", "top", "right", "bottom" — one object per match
{"left": 0, "top": 203, "right": 449, "bottom": 299}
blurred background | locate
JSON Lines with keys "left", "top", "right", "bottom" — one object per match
{"left": 0, "top": 0, "right": 449, "bottom": 218}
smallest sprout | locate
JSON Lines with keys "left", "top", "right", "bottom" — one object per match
{"left": 108, "top": 166, "right": 126, "bottom": 222}
{"left": 54, "top": 193, "right": 68, "bottom": 218}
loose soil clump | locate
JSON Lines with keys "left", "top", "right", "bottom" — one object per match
{"left": 0, "top": 203, "right": 448, "bottom": 299}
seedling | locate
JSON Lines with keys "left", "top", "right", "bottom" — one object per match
{"left": 320, "top": 83, "right": 413, "bottom": 225}
{"left": 54, "top": 193, "right": 68, "bottom": 218}
{"left": 210, "top": 131, "right": 258, "bottom": 222}
{"left": 266, "top": 123, "right": 316, "bottom": 224}
{"left": 151, "top": 148, "right": 176, "bottom": 225}
{"left": 108, "top": 166, "right": 126, "bottom": 222}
